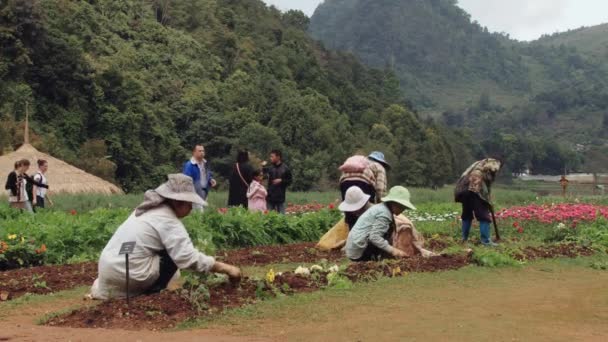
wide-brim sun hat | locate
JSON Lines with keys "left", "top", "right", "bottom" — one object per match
{"left": 368, "top": 151, "right": 390, "bottom": 169}
{"left": 155, "top": 174, "right": 206, "bottom": 206}
{"left": 339, "top": 186, "right": 371, "bottom": 212}
{"left": 381, "top": 186, "right": 416, "bottom": 210}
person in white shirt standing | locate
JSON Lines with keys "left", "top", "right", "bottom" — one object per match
{"left": 32, "top": 159, "right": 53, "bottom": 209}
{"left": 88, "top": 174, "right": 241, "bottom": 300}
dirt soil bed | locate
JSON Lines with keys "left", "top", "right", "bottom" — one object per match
{"left": 46, "top": 273, "right": 322, "bottom": 330}
{"left": 45, "top": 242, "right": 595, "bottom": 331}
{"left": 0, "top": 243, "right": 340, "bottom": 302}
{"left": 515, "top": 244, "right": 595, "bottom": 261}
{"left": 344, "top": 253, "right": 472, "bottom": 282}
{"left": 218, "top": 242, "right": 344, "bottom": 266}
{"left": 0, "top": 262, "right": 97, "bottom": 301}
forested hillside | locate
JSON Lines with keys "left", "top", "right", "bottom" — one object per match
{"left": 0, "top": 0, "right": 476, "bottom": 191}
{"left": 310, "top": 0, "right": 608, "bottom": 175}
{"left": 537, "top": 24, "right": 608, "bottom": 58}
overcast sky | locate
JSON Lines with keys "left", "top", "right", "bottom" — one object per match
{"left": 263, "top": 0, "right": 608, "bottom": 41}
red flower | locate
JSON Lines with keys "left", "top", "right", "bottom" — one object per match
{"left": 513, "top": 222, "right": 519, "bottom": 228}
{"left": 517, "top": 227, "right": 524, "bottom": 234}
{"left": 263, "top": 210, "right": 269, "bottom": 215}
{"left": 328, "top": 203, "right": 335, "bottom": 210}
{"left": 70, "top": 209, "right": 77, "bottom": 216}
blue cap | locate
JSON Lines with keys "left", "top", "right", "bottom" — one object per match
{"left": 368, "top": 151, "right": 390, "bottom": 169}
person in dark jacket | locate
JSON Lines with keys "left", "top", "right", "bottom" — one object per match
{"left": 227, "top": 150, "right": 254, "bottom": 208}
{"left": 263, "top": 149, "right": 292, "bottom": 214}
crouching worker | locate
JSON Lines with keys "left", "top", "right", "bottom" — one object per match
{"left": 316, "top": 186, "right": 372, "bottom": 251}
{"left": 88, "top": 174, "right": 241, "bottom": 300}
{"left": 346, "top": 186, "right": 417, "bottom": 261}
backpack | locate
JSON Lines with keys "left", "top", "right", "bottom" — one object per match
{"left": 339, "top": 155, "right": 370, "bottom": 173}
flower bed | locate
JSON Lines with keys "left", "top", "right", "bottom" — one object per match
{"left": 497, "top": 203, "right": 608, "bottom": 224}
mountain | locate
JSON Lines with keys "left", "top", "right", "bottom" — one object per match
{"left": 310, "top": 0, "right": 608, "bottom": 174}
{"left": 310, "top": 0, "right": 536, "bottom": 110}
{"left": 0, "top": 0, "right": 470, "bottom": 191}
{"left": 537, "top": 23, "right": 608, "bottom": 59}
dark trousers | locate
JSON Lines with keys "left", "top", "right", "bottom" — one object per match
{"left": 145, "top": 250, "right": 178, "bottom": 294}
{"left": 35, "top": 196, "right": 45, "bottom": 209}
{"left": 461, "top": 191, "right": 491, "bottom": 222}
{"left": 267, "top": 201, "right": 286, "bottom": 214}
{"left": 340, "top": 180, "right": 376, "bottom": 230}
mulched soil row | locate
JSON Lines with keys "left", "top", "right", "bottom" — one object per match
{"left": 217, "top": 242, "right": 344, "bottom": 266}
{"left": 0, "top": 262, "right": 97, "bottom": 301}
{"left": 513, "top": 244, "right": 594, "bottom": 261}
{"left": 44, "top": 243, "right": 593, "bottom": 331}
{"left": 0, "top": 242, "right": 340, "bottom": 302}
{"left": 46, "top": 273, "right": 324, "bottom": 331}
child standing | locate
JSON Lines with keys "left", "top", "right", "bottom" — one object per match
{"left": 247, "top": 170, "right": 267, "bottom": 212}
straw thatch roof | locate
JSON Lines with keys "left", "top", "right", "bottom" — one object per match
{"left": 0, "top": 144, "right": 123, "bottom": 195}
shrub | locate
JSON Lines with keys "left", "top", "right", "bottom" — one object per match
{"left": 0, "top": 233, "right": 47, "bottom": 271}
{"left": 0, "top": 205, "right": 341, "bottom": 266}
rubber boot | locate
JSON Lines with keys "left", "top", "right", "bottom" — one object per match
{"left": 461, "top": 219, "right": 472, "bottom": 242}
{"left": 480, "top": 221, "right": 498, "bottom": 246}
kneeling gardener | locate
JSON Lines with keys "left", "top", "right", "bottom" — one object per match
{"left": 89, "top": 174, "right": 241, "bottom": 299}
{"left": 346, "top": 186, "right": 417, "bottom": 262}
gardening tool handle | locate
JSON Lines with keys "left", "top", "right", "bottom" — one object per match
{"left": 489, "top": 205, "right": 500, "bottom": 241}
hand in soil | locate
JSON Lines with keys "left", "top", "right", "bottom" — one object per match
{"left": 211, "top": 262, "right": 241, "bottom": 283}
{"left": 391, "top": 248, "right": 408, "bottom": 258}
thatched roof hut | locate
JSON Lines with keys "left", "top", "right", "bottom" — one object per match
{"left": 1, "top": 104, "right": 122, "bottom": 195}
{"left": 0, "top": 143, "right": 123, "bottom": 195}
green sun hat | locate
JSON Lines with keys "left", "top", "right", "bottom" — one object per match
{"left": 381, "top": 186, "right": 416, "bottom": 210}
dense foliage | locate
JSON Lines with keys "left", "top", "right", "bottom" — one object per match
{"left": 0, "top": 205, "right": 341, "bottom": 265}
{"left": 310, "top": 0, "right": 608, "bottom": 174}
{"left": 0, "top": 0, "right": 470, "bottom": 191}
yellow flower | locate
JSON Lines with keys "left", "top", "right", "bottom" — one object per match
{"left": 391, "top": 266, "right": 402, "bottom": 277}
{"left": 21, "top": 237, "right": 25, "bottom": 243}
{"left": 7, "top": 234, "right": 17, "bottom": 240}
{"left": 432, "top": 233, "right": 440, "bottom": 239}
{"left": 266, "top": 268, "right": 275, "bottom": 283}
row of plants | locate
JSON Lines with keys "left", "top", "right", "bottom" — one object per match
{"left": 2, "top": 200, "right": 607, "bottom": 271}
{"left": 0, "top": 205, "right": 341, "bottom": 269}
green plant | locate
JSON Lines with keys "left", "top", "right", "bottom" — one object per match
{"left": 472, "top": 248, "right": 521, "bottom": 268}
{"left": 31, "top": 274, "right": 49, "bottom": 290}
{"left": 180, "top": 273, "right": 212, "bottom": 313}
{"left": 326, "top": 273, "right": 353, "bottom": 290}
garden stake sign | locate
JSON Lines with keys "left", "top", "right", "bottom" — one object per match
{"left": 119, "top": 241, "right": 136, "bottom": 308}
